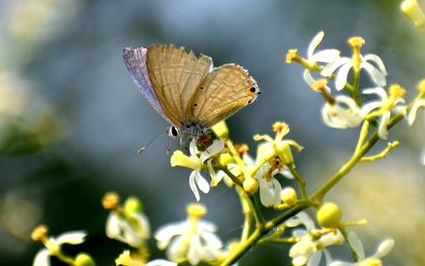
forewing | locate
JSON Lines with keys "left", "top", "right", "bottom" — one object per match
{"left": 146, "top": 44, "right": 213, "bottom": 126}
{"left": 122, "top": 47, "right": 171, "bottom": 124}
{"left": 190, "top": 64, "right": 260, "bottom": 127}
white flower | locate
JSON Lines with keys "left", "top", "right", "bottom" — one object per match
{"left": 322, "top": 95, "right": 365, "bottom": 129}
{"left": 286, "top": 212, "right": 343, "bottom": 266}
{"left": 303, "top": 31, "right": 340, "bottom": 89}
{"left": 171, "top": 139, "right": 225, "bottom": 201}
{"left": 106, "top": 212, "right": 150, "bottom": 247}
{"left": 254, "top": 164, "right": 282, "bottom": 207}
{"left": 330, "top": 232, "right": 394, "bottom": 266}
{"left": 361, "top": 86, "right": 406, "bottom": 139}
{"left": 155, "top": 204, "right": 224, "bottom": 265}
{"left": 33, "top": 231, "right": 86, "bottom": 266}
{"left": 321, "top": 44, "right": 387, "bottom": 91}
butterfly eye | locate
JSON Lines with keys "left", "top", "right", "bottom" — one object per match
{"left": 168, "top": 125, "right": 179, "bottom": 138}
{"left": 246, "top": 86, "right": 261, "bottom": 96}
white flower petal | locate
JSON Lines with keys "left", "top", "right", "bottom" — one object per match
{"left": 201, "top": 231, "right": 223, "bottom": 250}
{"left": 378, "top": 111, "right": 391, "bottom": 139}
{"left": 361, "top": 62, "right": 387, "bottom": 87}
{"left": 347, "top": 232, "right": 365, "bottom": 260}
{"left": 187, "top": 235, "right": 203, "bottom": 265}
{"left": 363, "top": 54, "right": 387, "bottom": 75}
{"left": 195, "top": 171, "right": 210, "bottom": 194}
{"left": 201, "top": 140, "right": 224, "bottom": 162}
{"left": 189, "top": 171, "right": 201, "bottom": 201}
{"left": 56, "top": 231, "right": 86, "bottom": 245}
{"left": 311, "top": 49, "right": 341, "bottom": 63}
{"left": 155, "top": 223, "right": 186, "bottom": 250}
{"left": 271, "top": 178, "right": 283, "bottom": 205}
{"left": 292, "top": 255, "right": 309, "bottom": 266}
{"left": 297, "top": 212, "right": 315, "bottom": 231}
{"left": 33, "top": 249, "right": 50, "bottom": 266}
{"left": 373, "top": 238, "right": 394, "bottom": 258}
{"left": 329, "top": 262, "right": 354, "bottom": 266}
{"left": 303, "top": 70, "right": 316, "bottom": 87}
{"left": 258, "top": 179, "right": 275, "bottom": 207}
{"left": 166, "top": 236, "right": 186, "bottom": 262}
{"left": 362, "top": 87, "right": 388, "bottom": 100}
{"left": 321, "top": 57, "right": 351, "bottom": 77}
{"left": 135, "top": 213, "right": 151, "bottom": 238}
{"left": 307, "top": 251, "right": 322, "bottom": 266}
{"left": 106, "top": 213, "right": 121, "bottom": 239}
{"left": 307, "top": 31, "right": 325, "bottom": 59}
{"left": 408, "top": 99, "right": 425, "bottom": 125}
{"left": 189, "top": 139, "right": 198, "bottom": 156}
{"left": 198, "top": 221, "right": 218, "bottom": 232}
{"left": 335, "top": 62, "right": 353, "bottom": 91}
{"left": 360, "top": 101, "right": 382, "bottom": 116}
{"left": 145, "top": 259, "right": 177, "bottom": 266}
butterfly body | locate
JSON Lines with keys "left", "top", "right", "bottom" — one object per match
{"left": 122, "top": 44, "right": 260, "bottom": 141}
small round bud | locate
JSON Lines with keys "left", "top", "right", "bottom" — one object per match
{"left": 186, "top": 203, "right": 207, "bottom": 219}
{"left": 102, "top": 192, "right": 119, "bottom": 210}
{"left": 123, "top": 197, "right": 143, "bottom": 216}
{"left": 317, "top": 202, "right": 342, "bottom": 228}
{"left": 243, "top": 178, "right": 259, "bottom": 195}
{"left": 280, "top": 187, "right": 297, "bottom": 206}
{"left": 75, "top": 253, "right": 96, "bottom": 266}
{"left": 31, "top": 224, "right": 48, "bottom": 242}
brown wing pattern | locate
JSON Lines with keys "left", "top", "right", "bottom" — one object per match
{"left": 146, "top": 44, "right": 212, "bottom": 126}
{"left": 190, "top": 64, "right": 260, "bottom": 127}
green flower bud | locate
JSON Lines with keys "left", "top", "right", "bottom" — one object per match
{"left": 75, "top": 253, "right": 96, "bottom": 266}
{"left": 317, "top": 202, "right": 342, "bottom": 228}
{"left": 123, "top": 197, "right": 143, "bottom": 216}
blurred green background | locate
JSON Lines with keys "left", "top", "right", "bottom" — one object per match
{"left": 1, "top": 0, "right": 424, "bottom": 265}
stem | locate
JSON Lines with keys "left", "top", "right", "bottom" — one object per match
{"left": 311, "top": 114, "right": 403, "bottom": 201}
{"left": 338, "top": 226, "right": 359, "bottom": 262}
{"left": 288, "top": 165, "right": 308, "bottom": 199}
{"left": 219, "top": 202, "right": 310, "bottom": 266}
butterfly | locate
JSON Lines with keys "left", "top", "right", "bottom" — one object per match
{"left": 122, "top": 44, "right": 261, "bottom": 143}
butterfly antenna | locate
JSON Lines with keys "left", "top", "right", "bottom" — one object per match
{"left": 136, "top": 128, "right": 167, "bottom": 154}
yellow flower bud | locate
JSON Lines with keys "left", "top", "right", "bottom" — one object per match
{"left": 317, "top": 202, "right": 342, "bottom": 228}
{"left": 401, "top": 0, "right": 425, "bottom": 27}
{"left": 123, "top": 197, "right": 142, "bottom": 216}
{"left": 280, "top": 187, "right": 297, "bottom": 206}
{"left": 75, "top": 253, "right": 96, "bottom": 266}
{"left": 187, "top": 203, "right": 207, "bottom": 219}
{"left": 243, "top": 177, "right": 259, "bottom": 195}
{"left": 211, "top": 120, "right": 229, "bottom": 139}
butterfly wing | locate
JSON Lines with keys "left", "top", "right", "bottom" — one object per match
{"left": 190, "top": 64, "right": 261, "bottom": 127}
{"left": 122, "top": 47, "right": 172, "bottom": 124}
{"left": 146, "top": 44, "right": 213, "bottom": 126}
